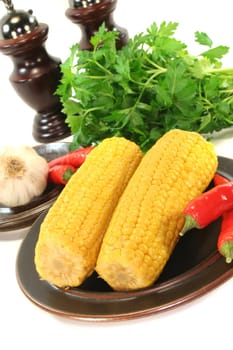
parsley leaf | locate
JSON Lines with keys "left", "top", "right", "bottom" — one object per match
{"left": 195, "top": 31, "right": 213, "bottom": 47}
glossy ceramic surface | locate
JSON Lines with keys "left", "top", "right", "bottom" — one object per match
{"left": 0, "top": 142, "right": 70, "bottom": 237}
{"left": 16, "top": 156, "right": 233, "bottom": 321}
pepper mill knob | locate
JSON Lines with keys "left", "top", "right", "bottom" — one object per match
{"left": 0, "top": 5, "right": 71, "bottom": 143}
{"left": 66, "top": 0, "right": 128, "bottom": 50}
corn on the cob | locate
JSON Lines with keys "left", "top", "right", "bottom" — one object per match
{"left": 95, "top": 129, "right": 218, "bottom": 291}
{"left": 34, "top": 137, "right": 143, "bottom": 288}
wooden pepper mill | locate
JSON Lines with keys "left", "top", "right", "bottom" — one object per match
{"left": 0, "top": 1, "right": 71, "bottom": 143}
{"left": 66, "top": 0, "right": 128, "bottom": 50}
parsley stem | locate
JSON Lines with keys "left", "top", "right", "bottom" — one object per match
{"left": 210, "top": 67, "right": 233, "bottom": 75}
{"left": 221, "top": 88, "right": 233, "bottom": 96}
{"left": 144, "top": 56, "right": 167, "bottom": 73}
{"left": 85, "top": 75, "right": 112, "bottom": 80}
{"left": 223, "top": 117, "right": 233, "bottom": 124}
{"left": 82, "top": 106, "right": 105, "bottom": 118}
{"left": 128, "top": 70, "right": 162, "bottom": 118}
{"left": 88, "top": 59, "right": 113, "bottom": 77}
{"left": 223, "top": 95, "right": 233, "bottom": 104}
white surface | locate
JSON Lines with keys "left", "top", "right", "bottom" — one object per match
{"left": 0, "top": 1, "right": 233, "bottom": 349}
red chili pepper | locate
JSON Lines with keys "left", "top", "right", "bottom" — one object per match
{"left": 48, "top": 146, "right": 95, "bottom": 169}
{"left": 48, "top": 164, "right": 76, "bottom": 185}
{"left": 213, "top": 173, "right": 229, "bottom": 186}
{"left": 217, "top": 209, "right": 233, "bottom": 263}
{"left": 213, "top": 174, "right": 233, "bottom": 263}
{"left": 180, "top": 181, "right": 233, "bottom": 235}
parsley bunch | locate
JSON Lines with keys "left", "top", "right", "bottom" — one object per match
{"left": 56, "top": 22, "right": 233, "bottom": 152}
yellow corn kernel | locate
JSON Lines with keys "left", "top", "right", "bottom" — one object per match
{"left": 34, "top": 137, "right": 143, "bottom": 288}
{"left": 95, "top": 129, "right": 218, "bottom": 291}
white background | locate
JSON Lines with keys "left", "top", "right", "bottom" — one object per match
{"left": 1, "top": 1, "right": 233, "bottom": 349}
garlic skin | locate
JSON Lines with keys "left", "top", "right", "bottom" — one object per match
{"left": 0, "top": 145, "right": 49, "bottom": 207}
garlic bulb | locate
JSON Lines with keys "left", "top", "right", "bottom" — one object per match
{"left": 0, "top": 145, "right": 49, "bottom": 207}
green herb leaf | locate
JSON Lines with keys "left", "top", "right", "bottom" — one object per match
{"left": 201, "top": 45, "right": 229, "bottom": 63}
{"left": 195, "top": 31, "right": 213, "bottom": 47}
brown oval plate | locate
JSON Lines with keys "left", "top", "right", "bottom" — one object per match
{"left": 16, "top": 156, "right": 233, "bottom": 321}
{"left": 0, "top": 142, "right": 70, "bottom": 237}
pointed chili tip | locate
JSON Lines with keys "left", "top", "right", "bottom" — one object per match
{"left": 219, "top": 241, "right": 233, "bottom": 264}
{"left": 179, "top": 215, "right": 199, "bottom": 236}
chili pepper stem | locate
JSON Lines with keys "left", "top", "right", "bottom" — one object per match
{"left": 180, "top": 215, "right": 200, "bottom": 236}
{"left": 62, "top": 168, "right": 75, "bottom": 182}
{"left": 219, "top": 241, "right": 233, "bottom": 264}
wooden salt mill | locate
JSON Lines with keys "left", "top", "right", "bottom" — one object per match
{"left": 66, "top": 0, "right": 128, "bottom": 50}
{"left": 0, "top": 1, "right": 71, "bottom": 143}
